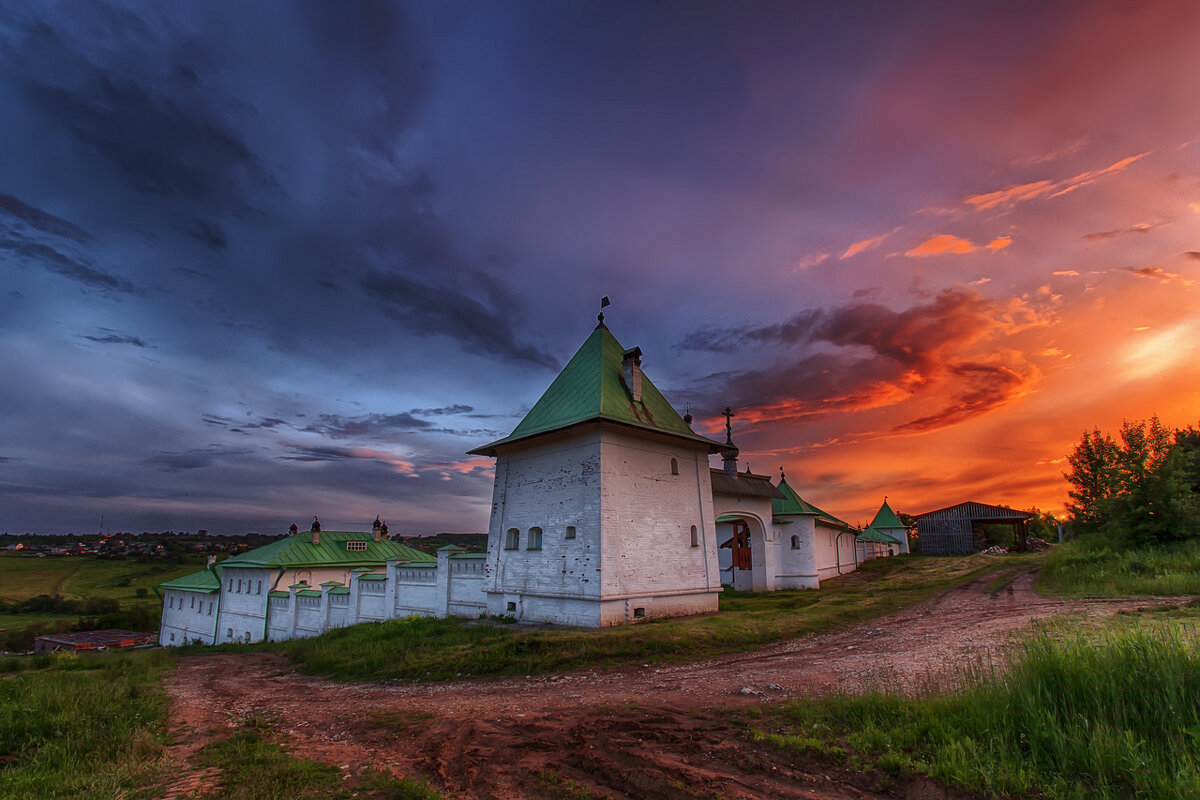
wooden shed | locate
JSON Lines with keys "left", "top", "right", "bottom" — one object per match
{"left": 913, "top": 501, "right": 1035, "bottom": 555}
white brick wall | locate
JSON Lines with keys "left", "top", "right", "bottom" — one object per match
{"left": 484, "top": 427, "right": 721, "bottom": 625}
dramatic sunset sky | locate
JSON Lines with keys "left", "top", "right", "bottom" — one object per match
{"left": 2, "top": 1, "right": 1198, "bottom": 535}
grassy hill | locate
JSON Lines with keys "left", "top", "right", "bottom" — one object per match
{"left": 0, "top": 553, "right": 210, "bottom": 650}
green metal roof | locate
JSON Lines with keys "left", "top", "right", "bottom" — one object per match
{"left": 870, "top": 499, "right": 906, "bottom": 530}
{"left": 772, "top": 477, "right": 849, "bottom": 527}
{"left": 857, "top": 526, "right": 904, "bottom": 544}
{"left": 469, "top": 324, "right": 723, "bottom": 455}
{"left": 157, "top": 567, "right": 221, "bottom": 593}
{"left": 218, "top": 531, "right": 434, "bottom": 569}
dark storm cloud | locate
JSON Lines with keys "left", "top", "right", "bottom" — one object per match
{"left": 892, "top": 362, "right": 1028, "bottom": 433}
{"left": 681, "top": 288, "right": 992, "bottom": 368}
{"left": 303, "top": 412, "right": 433, "bottom": 438}
{"left": 0, "top": 193, "right": 90, "bottom": 242}
{"left": 361, "top": 269, "right": 560, "bottom": 369}
{"left": 143, "top": 446, "right": 251, "bottom": 472}
{"left": 0, "top": 233, "right": 140, "bottom": 294}
{"left": 682, "top": 289, "right": 1036, "bottom": 433}
{"left": 189, "top": 218, "right": 228, "bottom": 252}
{"left": 80, "top": 329, "right": 151, "bottom": 347}
{"left": 15, "top": 48, "right": 271, "bottom": 204}
{"left": 279, "top": 444, "right": 385, "bottom": 463}
{"left": 411, "top": 405, "right": 473, "bottom": 416}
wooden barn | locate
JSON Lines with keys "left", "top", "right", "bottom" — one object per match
{"left": 913, "top": 501, "right": 1035, "bottom": 555}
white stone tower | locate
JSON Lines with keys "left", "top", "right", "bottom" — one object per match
{"left": 468, "top": 320, "right": 726, "bottom": 627}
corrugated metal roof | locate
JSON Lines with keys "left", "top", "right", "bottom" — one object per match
{"left": 710, "top": 469, "right": 785, "bottom": 499}
{"left": 469, "top": 324, "right": 723, "bottom": 455}
{"left": 219, "top": 531, "right": 434, "bottom": 569}
{"left": 157, "top": 567, "right": 221, "bottom": 592}
{"left": 914, "top": 501, "right": 1035, "bottom": 521}
{"left": 870, "top": 499, "right": 906, "bottom": 530}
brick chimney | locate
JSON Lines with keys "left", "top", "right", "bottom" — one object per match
{"left": 621, "top": 347, "right": 643, "bottom": 402}
{"left": 310, "top": 516, "right": 321, "bottom": 545}
{"left": 372, "top": 515, "right": 382, "bottom": 542}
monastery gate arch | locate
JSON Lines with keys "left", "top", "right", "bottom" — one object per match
{"left": 712, "top": 509, "right": 770, "bottom": 592}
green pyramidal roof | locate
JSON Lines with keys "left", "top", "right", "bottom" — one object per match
{"left": 470, "top": 324, "right": 723, "bottom": 454}
{"left": 773, "top": 477, "right": 849, "bottom": 527}
{"left": 218, "top": 531, "right": 434, "bottom": 569}
{"left": 870, "top": 499, "right": 906, "bottom": 530}
{"left": 157, "top": 567, "right": 221, "bottom": 592}
{"left": 857, "top": 526, "right": 903, "bottom": 544}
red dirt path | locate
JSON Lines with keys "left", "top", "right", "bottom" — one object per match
{"left": 159, "top": 570, "right": 1180, "bottom": 800}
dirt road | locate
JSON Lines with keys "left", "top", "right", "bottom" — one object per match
{"left": 160, "top": 570, "right": 1177, "bottom": 800}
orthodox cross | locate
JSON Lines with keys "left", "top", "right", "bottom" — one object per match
{"left": 723, "top": 406, "right": 735, "bottom": 442}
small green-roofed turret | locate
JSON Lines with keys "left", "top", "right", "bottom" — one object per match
{"left": 773, "top": 474, "right": 849, "bottom": 528}
{"left": 870, "top": 499, "right": 906, "bottom": 530}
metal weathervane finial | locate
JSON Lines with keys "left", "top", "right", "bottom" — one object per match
{"left": 598, "top": 295, "right": 610, "bottom": 323}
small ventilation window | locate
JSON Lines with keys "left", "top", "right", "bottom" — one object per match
{"left": 670, "top": 457, "right": 679, "bottom": 475}
{"left": 633, "top": 607, "right": 646, "bottom": 618}
{"left": 346, "top": 541, "right": 368, "bottom": 552}
{"left": 170, "top": 632, "right": 175, "bottom": 642}
{"left": 506, "top": 601, "right": 517, "bottom": 612}
{"left": 565, "top": 525, "right": 576, "bottom": 540}
{"left": 504, "top": 528, "right": 519, "bottom": 550}
{"left": 527, "top": 527, "right": 543, "bottom": 550}
{"left": 690, "top": 525, "right": 699, "bottom": 547}
{"left": 791, "top": 535, "right": 801, "bottom": 549}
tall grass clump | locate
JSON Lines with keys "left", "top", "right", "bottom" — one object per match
{"left": 1038, "top": 534, "right": 1200, "bottom": 597}
{"left": 0, "top": 648, "right": 174, "bottom": 799}
{"left": 765, "top": 626, "right": 1200, "bottom": 800}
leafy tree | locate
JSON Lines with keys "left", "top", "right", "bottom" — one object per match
{"left": 1064, "top": 427, "right": 1119, "bottom": 531}
{"left": 1065, "top": 417, "right": 1200, "bottom": 545}
{"left": 1104, "top": 417, "right": 1200, "bottom": 545}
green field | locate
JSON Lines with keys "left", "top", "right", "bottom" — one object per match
{"left": 0, "top": 553, "right": 208, "bottom": 646}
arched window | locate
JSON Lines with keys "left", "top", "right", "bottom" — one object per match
{"left": 670, "top": 458, "right": 679, "bottom": 475}
{"left": 565, "top": 525, "right": 576, "bottom": 540}
{"left": 504, "top": 528, "right": 519, "bottom": 550}
{"left": 527, "top": 527, "right": 543, "bottom": 550}
{"left": 791, "top": 535, "right": 801, "bottom": 549}
{"left": 226, "top": 628, "right": 233, "bottom": 640}
{"left": 690, "top": 525, "right": 699, "bottom": 547}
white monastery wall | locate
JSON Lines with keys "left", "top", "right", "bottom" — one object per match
{"left": 774, "top": 517, "right": 820, "bottom": 590}
{"left": 159, "top": 588, "right": 217, "bottom": 645}
{"left": 216, "top": 566, "right": 272, "bottom": 643}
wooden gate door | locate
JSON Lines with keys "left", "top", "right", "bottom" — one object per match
{"left": 731, "top": 521, "right": 752, "bottom": 570}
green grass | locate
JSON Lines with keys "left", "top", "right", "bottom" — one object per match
{"left": 196, "top": 723, "right": 349, "bottom": 800}
{"left": 1037, "top": 536, "right": 1200, "bottom": 597}
{"left": 752, "top": 624, "right": 1200, "bottom": 800}
{"left": 194, "top": 720, "right": 448, "bottom": 800}
{"left": 0, "top": 552, "right": 206, "bottom": 606}
{"left": 276, "top": 553, "right": 1023, "bottom": 682}
{"left": 0, "top": 648, "right": 174, "bottom": 799}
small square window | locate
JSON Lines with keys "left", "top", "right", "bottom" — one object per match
{"left": 565, "top": 525, "right": 576, "bottom": 540}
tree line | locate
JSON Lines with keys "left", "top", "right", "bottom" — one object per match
{"left": 1065, "top": 417, "right": 1200, "bottom": 545}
